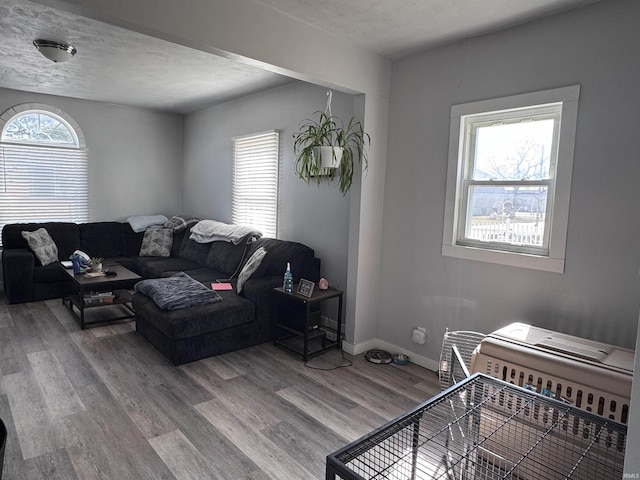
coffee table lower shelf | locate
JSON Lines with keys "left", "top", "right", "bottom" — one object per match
{"left": 64, "top": 289, "right": 136, "bottom": 329}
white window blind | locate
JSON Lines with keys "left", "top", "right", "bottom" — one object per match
{"left": 232, "top": 130, "right": 279, "bottom": 238}
{"left": 0, "top": 144, "right": 89, "bottom": 235}
{"left": 0, "top": 106, "right": 89, "bottom": 246}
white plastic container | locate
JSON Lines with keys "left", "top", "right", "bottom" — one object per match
{"left": 471, "top": 322, "right": 634, "bottom": 423}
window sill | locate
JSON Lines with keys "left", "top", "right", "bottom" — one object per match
{"left": 442, "top": 243, "right": 564, "bottom": 273}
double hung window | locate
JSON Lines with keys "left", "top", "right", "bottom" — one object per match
{"left": 442, "top": 86, "right": 580, "bottom": 272}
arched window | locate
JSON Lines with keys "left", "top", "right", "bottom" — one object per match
{"left": 0, "top": 104, "right": 88, "bottom": 244}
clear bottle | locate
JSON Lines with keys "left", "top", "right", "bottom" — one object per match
{"left": 283, "top": 262, "right": 293, "bottom": 293}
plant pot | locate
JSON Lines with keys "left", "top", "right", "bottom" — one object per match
{"left": 314, "top": 146, "right": 343, "bottom": 169}
{"left": 91, "top": 263, "right": 103, "bottom": 273}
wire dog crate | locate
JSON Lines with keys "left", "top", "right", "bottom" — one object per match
{"left": 326, "top": 373, "right": 627, "bottom": 480}
{"left": 439, "top": 330, "right": 486, "bottom": 390}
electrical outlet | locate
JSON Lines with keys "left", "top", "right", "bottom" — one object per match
{"left": 412, "top": 327, "right": 426, "bottom": 345}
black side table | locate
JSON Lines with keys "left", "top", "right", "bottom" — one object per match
{"left": 273, "top": 287, "right": 343, "bottom": 361}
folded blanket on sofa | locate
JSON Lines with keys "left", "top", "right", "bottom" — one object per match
{"left": 134, "top": 272, "right": 222, "bottom": 310}
{"left": 189, "top": 219, "right": 261, "bottom": 245}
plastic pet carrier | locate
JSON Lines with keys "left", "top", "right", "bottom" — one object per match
{"left": 470, "top": 322, "right": 634, "bottom": 424}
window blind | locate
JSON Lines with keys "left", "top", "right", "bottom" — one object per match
{"left": 232, "top": 130, "right": 279, "bottom": 238}
{"left": 0, "top": 143, "right": 89, "bottom": 245}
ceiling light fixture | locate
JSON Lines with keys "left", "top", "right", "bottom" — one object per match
{"left": 33, "top": 39, "right": 77, "bottom": 63}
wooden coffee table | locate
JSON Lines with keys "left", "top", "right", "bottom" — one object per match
{"left": 62, "top": 264, "right": 141, "bottom": 329}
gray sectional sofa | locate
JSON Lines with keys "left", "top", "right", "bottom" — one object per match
{"left": 2, "top": 220, "right": 320, "bottom": 364}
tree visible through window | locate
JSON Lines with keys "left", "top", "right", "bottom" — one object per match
{"left": 0, "top": 104, "right": 88, "bottom": 246}
{"left": 462, "top": 108, "right": 558, "bottom": 253}
{"left": 442, "top": 86, "right": 580, "bottom": 273}
{"left": 3, "top": 111, "right": 78, "bottom": 145}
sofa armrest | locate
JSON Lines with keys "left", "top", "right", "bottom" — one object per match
{"left": 2, "top": 248, "right": 36, "bottom": 303}
{"left": 241, "top": 275, "right": 283, "bottom": 327}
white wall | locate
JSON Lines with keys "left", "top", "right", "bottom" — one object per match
{"left": 183, "top": 82, "right": 355, "bottom": 293}
{"left": 379, "top": 0, "right": 640, "bottom": 365}
{"left": 0, "top": 87, "right": 183, "bottom": 221}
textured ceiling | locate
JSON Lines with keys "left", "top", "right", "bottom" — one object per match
{"left": 0, "top": 0, "right": 600, "bottom": 113}
{"left": 253, "top": 0, "right": 601, "bottom": 59}
{"left": 0, "top": 0, "right": 295, "bottom": 113}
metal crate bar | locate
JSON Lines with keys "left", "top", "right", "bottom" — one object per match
{"left": 326, "top": 373, "right": 627, "bottom": 480}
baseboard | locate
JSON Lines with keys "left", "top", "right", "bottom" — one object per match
{"left": 342, "top": 338, "right": 439, "bottom": 373}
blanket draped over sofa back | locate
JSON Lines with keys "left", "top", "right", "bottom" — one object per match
{"left": 189, "top": 220, "right": 261, "bottom": 245}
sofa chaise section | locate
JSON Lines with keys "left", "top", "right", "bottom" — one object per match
{"left": 133, "top": 289, "right": 258, "bottom": 365}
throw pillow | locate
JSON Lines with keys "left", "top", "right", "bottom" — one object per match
{"left": 164, "top": 215, "right": 199, "bottom": 233}
{"left": 21, "top": 228, "right": 59, "bottom": 266}
{"left": 139, "top": 227, "right": 173, "bottom": 257}
{"left": 236, "top": 246, "right": 267, "bottom": 293}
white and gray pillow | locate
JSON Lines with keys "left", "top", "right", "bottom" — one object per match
{"left": 236, "top": 247, "right": 267, "bottom": 293}
{"left": 21, "top": 228, "right": 59, "bottom": 266}
{"left": 139, "top": 227, "right": 173, "bottom": 257}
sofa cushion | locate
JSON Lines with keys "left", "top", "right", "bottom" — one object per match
{"left": 3, "top": 222, "right": 79, "bottom": 259}
{"left": 109, "top": 256, "right": 139, "bottom": 274}
{"left": 136, "top": 257, "right": 201, "bottom": 278}
{"left": 204, "top": 240, "right": 250, "bottom": 276}
{"left": 179, "top": 237, "right": 212, "bottom": 264}
{"left": 250, "top": 238, "right": 316, "bottom": 280}
{"left": 122, "top": 223, "right": 145, "bottom": 257}
{"left": 177, "top": 267, "right": 229, "bottom": 285}
{"left": 170, "top": 229, "right": 188, "bottom": 257}
{"left": 21, "top": 228, "right": 59, "bottom": 266}
{"left": 79, "top": 222, "right": 127, "bottom": 258}
{"left": 139, "top": 227, "right": 173, "bottom": 257}
{"left": 133, "top": 290, "right": 255, "bottom": 339}
{"left": 33, "top": 263, "right": 70, "bottom": 283}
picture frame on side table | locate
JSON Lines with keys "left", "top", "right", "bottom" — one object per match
{"left": 297, "top": 278, "right": 315, "bottom": 298}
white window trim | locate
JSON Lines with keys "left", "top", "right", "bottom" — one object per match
{"left": 0, "top": 103, "right": 86, "bottom": 148}
{"left": 442, "top": 85, "right": 580, "bottom": 273}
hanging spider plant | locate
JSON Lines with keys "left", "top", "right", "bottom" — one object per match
{"left": 293, "top": 92, "right": 369, "bottom": 195}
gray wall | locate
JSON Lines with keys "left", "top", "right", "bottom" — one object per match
{"left": 379, "top": 0, "right": 640, "bottom": 364}
{"left": 625, "top": 315, "right": 640, "bottom": 476}
{"left": 0, "top": 87, "right": 183, "bottom": 222}
{"left": 182, "top": 82, "right": 356, "bottom": 293}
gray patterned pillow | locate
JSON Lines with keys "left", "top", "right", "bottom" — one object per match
{"left": 139, "top": 227, "right": 173, "bottom": 257}
{"left": 237, "top": 246, "right": 267, "bottom": 293}
{"left": 21, "top": 228, "right": 59, "bottom": 266}
{"left": 164, "top": 215, "right": 199, "bottom": 233}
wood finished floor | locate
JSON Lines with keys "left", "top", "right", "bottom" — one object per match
{"left": 0, "top": 295, "right": 440, "bottom": 479}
